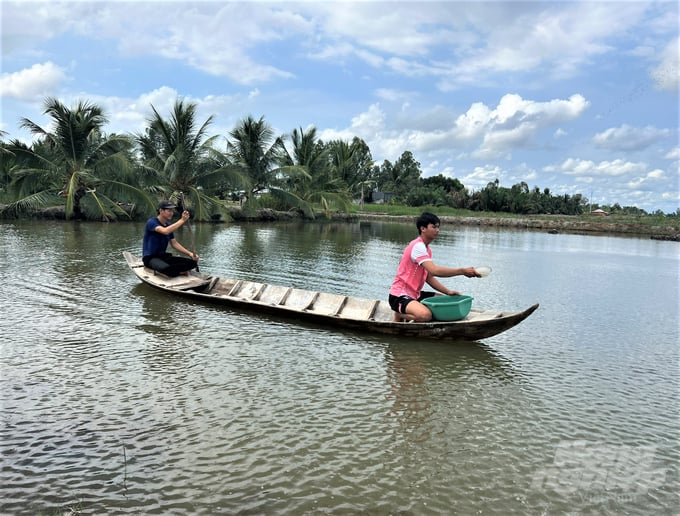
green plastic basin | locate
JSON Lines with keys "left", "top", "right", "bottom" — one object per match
{"left": 421, "top": 295, "right": 474, "bottom": 321}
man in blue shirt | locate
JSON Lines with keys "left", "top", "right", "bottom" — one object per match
{"left": 142, "top": 200, "right": 199, "bottom": 277}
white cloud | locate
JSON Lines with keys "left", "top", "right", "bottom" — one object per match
{"left": 0, "top": 3, "right": 67, "bottom": 55}
{"left": 557, "top": 158, "right": 649, "bottom": 178}
{"left": 661, "top": 191, "right": 680, "bottom": 201}
{"left": 627, "top": 168, "right": 666, "bottom": 188}
{"left": 319, "top": 92, "right": 592, "bottom": 167}
{"left": 312, "top": 3, "right": 458, "bottom": 57}
{"left": 466, "top": 94, "right": 589, "bottom": 157}
{"left": 112, "top": 3, "right": 303, "bottom": 84}
{"left": 453, "top": 102, "right": 493, "bottom": 141}
{"left": 4, "top": 2, "right": 304, "bottom": 85}
{"left": 593, "top": 124, "right": 671, "bottom": 151}
{"left": 0, "top": 62, "right": 67, "bottom": 100}
{"left": 349, "top": 103, "right": 385, "bottom": 134}
{"left": 459, "top": 164, "right": 505, "bottom": 190}
{"left": 652, "top": 37, "right": 680, "bottom": 91}
{"left": 437, "top": 2, "right": 647, "bottom": 89}
{"left": 665, "top": 147, "right": 680, "bottom": 160}
{"left": 375, "top": 88, "right": 410, "bottom": 103}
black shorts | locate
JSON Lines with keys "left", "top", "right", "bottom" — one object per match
{"left": 388, "top": 291, "right": 436, "bottom": 313}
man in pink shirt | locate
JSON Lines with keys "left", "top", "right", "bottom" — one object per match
{"left": 389, "top": 212, "right": 479, "bottom": 322}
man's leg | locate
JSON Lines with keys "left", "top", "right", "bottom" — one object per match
{"left": 164, "top": 256, "right": 197, "bottom": 277}
{"left": 390, "top": 295, "right": 418, "bottom": 322}
{"left": 148, "top": 256, "right": 176, "bottom": 276}
{"left": 404, "top": 301, "right": 433, "bottom": 322}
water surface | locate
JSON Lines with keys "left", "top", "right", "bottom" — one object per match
{"left": 1, "top": 220, "right": 677, "bottom": 514}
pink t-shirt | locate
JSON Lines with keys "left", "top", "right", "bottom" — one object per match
{"left": 389, "top": 236, "right": 432, "bottom": 299}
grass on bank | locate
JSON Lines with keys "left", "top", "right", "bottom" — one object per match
{"left": 352, "top": 203, "right": 680, "bottom": 229}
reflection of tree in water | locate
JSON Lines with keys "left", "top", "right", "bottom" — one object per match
{"left": 296, "top": 220, "right": 418, "bottom": 256}
{"left": 225, "top": 224, "right": 269, "bottom": 277}
{"left": 234, "top": 221, "right": 408, "bottom": 262}
{"left": 58, "top": 222, "right": 152, "bottom": 279}
{"left": 358, "top": 220, "right": 417, "bottom": 244}
{"left": 249, "top": 222, "right": 365, "bottom": 260}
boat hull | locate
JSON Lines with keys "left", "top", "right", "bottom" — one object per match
{"left": 124, "top": 252, "right": 538, "bottom": 341}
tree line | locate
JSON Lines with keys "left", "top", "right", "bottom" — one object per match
{"left": 0, "top": 97, "right": 670, "bottom": 221}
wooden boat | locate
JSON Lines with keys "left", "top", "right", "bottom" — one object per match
{"left": 124, "top": 252, "right": 538, "bottom": 341}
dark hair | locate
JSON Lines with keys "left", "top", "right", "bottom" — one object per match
{"left": 416, "top": 212, "right": 440, "bottom": 233}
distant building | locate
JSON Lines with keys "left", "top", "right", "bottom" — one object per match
{"left": 590, "top": 209, "right": 609, "bottom": 216}
{"left": 372, "top": 191, "right": 394, "bottom": 204}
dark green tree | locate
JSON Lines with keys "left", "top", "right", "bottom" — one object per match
{"left": 423, "top": 174, "right": 468, "bottom": 207}
{"left": 0, "top": 131, "right": 15, "bottom": 195}
{"left": 326, "top": 137, "right": 374, "bottom": 199}
{"left": 376, "top": 151, "right": 423, "bottom": 203}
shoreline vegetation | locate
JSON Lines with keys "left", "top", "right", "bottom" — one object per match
{"left": 228, "top": 204, "right": 680, "bottom": 241}
{"left": 233, "top": 206, "right": 679, "bottom": 241}
{"left": 357, "top": 212, "right": 680, "bottom": 241}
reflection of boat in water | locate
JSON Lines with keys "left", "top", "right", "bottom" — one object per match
{"left": 124, "top": 252, "right": 538, "bottom": 341}
{"left": 382, "top": 338, "right": 528, "bottom": 453}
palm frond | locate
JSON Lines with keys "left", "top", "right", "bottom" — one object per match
{"left": 267, "top": 188, "right": 315, "bottom": 218}
{"left": 0, "top": 190, "right": 62, "bottom": 216}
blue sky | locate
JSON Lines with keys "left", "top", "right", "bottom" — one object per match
{"left": 1, "top": 1, "right": 678, "bottom": 213}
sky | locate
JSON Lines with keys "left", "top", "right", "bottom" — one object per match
{"left": 1, "top": 1, "right": 678, "bottom": 213}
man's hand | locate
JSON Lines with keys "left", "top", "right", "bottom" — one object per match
{"left": 462, "top": 267, "right": 481, "bottom": 277}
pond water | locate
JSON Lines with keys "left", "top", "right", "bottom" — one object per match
{"left": 0, "top": 219, "right": 678, "bottom": 514}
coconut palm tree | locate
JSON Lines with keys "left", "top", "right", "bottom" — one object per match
{"left": 326, "top": 136, "right": 374, "bottom": 205}
{"left": 225, "top": 115, "right": 289, "bottom": 203}
{"left": 327, "top": 138, "right": 373, "bottom": 189}
{"left": 135, "top": 98, "right": 247, "bottom": 221}
{"left": 280, "top": 127, "right": 351, "bottom": 217}
{"left": 226, "top": 115, "right": 349, "bottom": 217}
{"left": 3, "top": 97, "right": 146, "bottom": 220}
